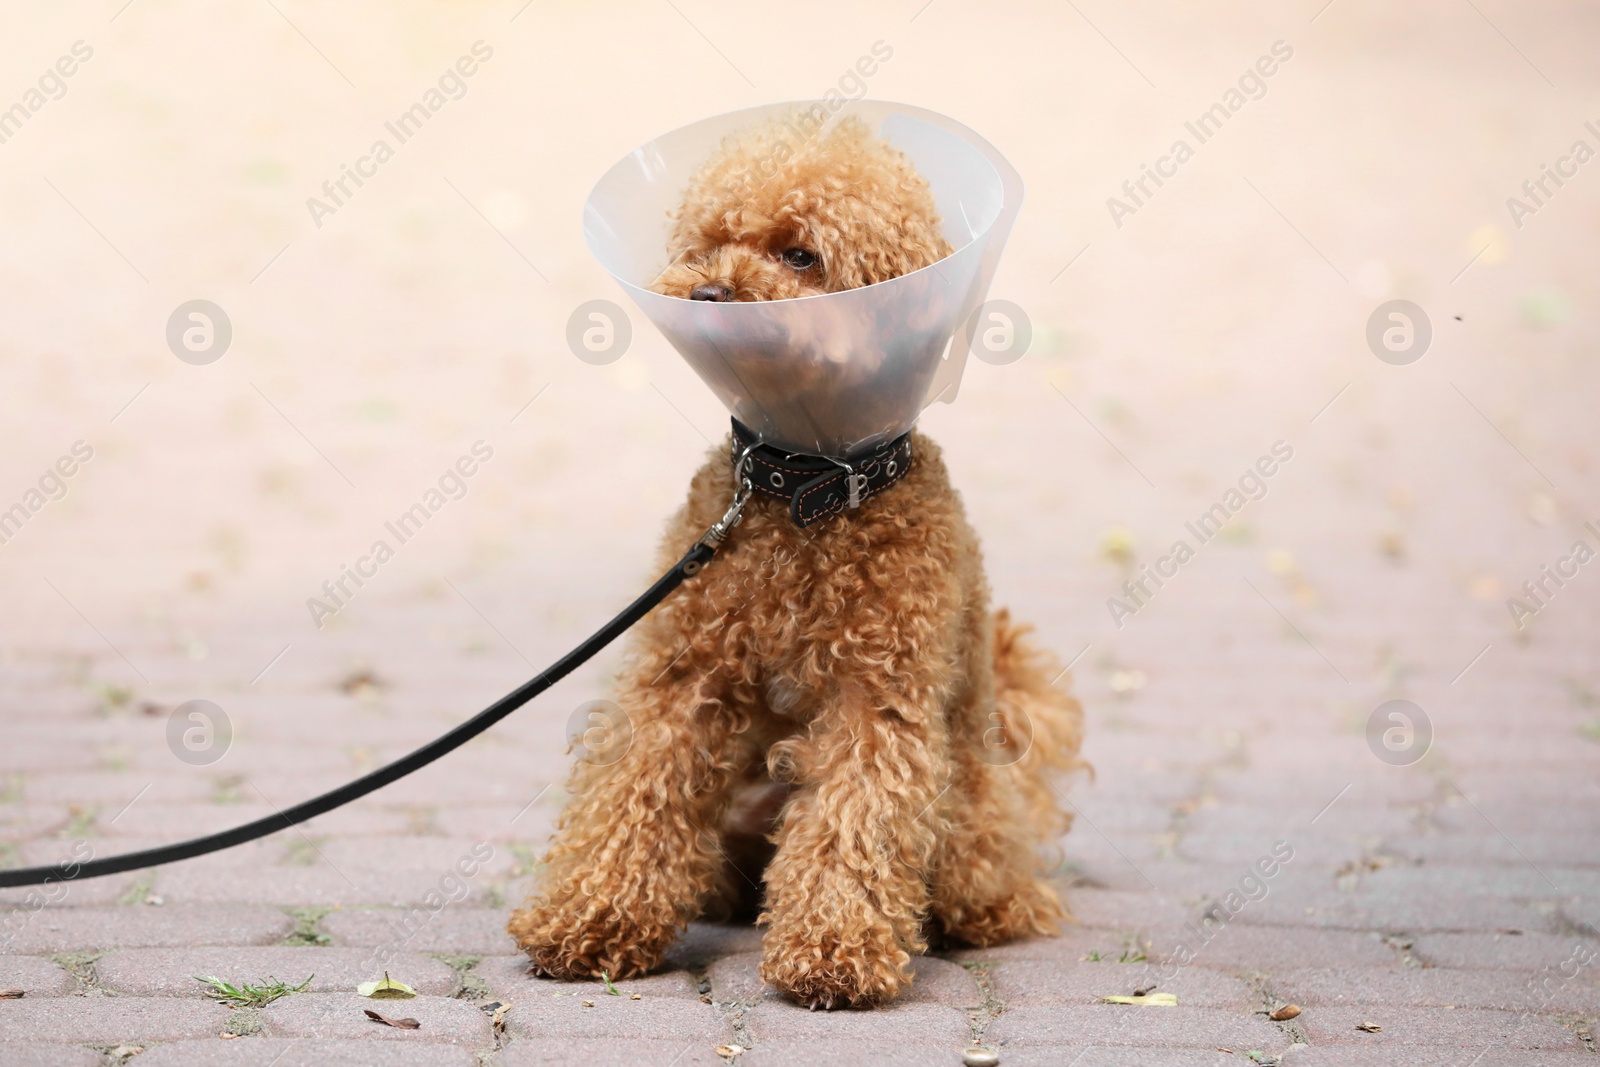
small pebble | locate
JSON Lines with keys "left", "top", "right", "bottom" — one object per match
{"left": 963, "top": 1048, "right": 1000, "bottom": 1067}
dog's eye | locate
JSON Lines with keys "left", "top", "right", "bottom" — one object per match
{"left": 781, "top": 248, "right": 817, "bottom": 270}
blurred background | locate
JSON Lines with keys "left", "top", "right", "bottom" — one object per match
{"left": 1, "top": 0, "right": 1596, "bottom": 912}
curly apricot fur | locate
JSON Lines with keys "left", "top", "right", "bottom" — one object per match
{"left": 509, "top": 116, "right": 1085, "bottom": 1009}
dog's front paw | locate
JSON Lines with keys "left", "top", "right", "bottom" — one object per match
{"left": 759, "top": 921, "right": 913, "bottom": 1009}
{"left": 506, "top": 899, "right": 672, "bottom": 981}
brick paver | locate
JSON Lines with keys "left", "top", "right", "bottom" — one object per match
{"left": 132, "top": 1040, "right": 480, "bottom": 1066}
{"left": 988, "top": 959, "right": 1257, "bottom": 1010}
{"left": 0, "top": 1045, "right": 105, "bottom": 1067}
{"left": 94, "top": 946, "right": 460, "bottom": 997}
{"left": 321, "top": 906, "right": 517, "bottom": 956}
{"left": 982, "top": 1053, "right": 1246, "bottom": 1067}
{"left": 1294, "top": 1004, "right": 1585, "bottom": 1050}
{"left": 1273, "top": 965, "right": 1600, "bottom": 1014}
{"left": 1284, "top": 1052, "right": 1600, "bottom": 1067}
{"left": 497, "top": 1040, "right": 732, "bottom": 1067}
{"left": 0, "top": 956, "right": 75, "bottom": 997}
{"left": 259, "top": 992, "right": 494, "bottom": 1045}
{"left": 985, "top": 1005, "right": 1287, "bottom": 1050}
{"left": 0, "top": 906, "right": 295, "bottom": 955}
{"left": 1411, "top": 931, "right": 1589, "bottom": 970}
{"left": 740, "top": 1042, "right": 974, "bottom": 1067}
{"left": 513, "top": 998, "right": 732, "bottom": 1044}
{"left": 743, "top": 1000, "right": 973, "bottom": 1044}
{"left": 0, "top": 998, "right": 230, "bottom": 1043}
{"left": 474, "top": 953, "right": 704, "bottom": 1004}
{"left": 2, "top": 1, "right": 1598, "bottom": 1065}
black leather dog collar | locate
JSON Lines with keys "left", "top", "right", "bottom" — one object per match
{"left": 731, "top": 419, "right": 913, "bottom": 528}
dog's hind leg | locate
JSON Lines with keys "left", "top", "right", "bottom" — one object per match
{"left": 927, "top": 719, "right": 1066, "bottom": 947}
{"left": 928, "top": 608, "right": 1082, "bottom": 947}
{"left": 507, "top": 644, "right": 750, "bottom": 980}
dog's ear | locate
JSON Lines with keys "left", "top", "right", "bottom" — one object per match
{"left": 799, "top": 180, "right": 953, "bottom": 292}
{"left": 783, "top": 121, "right": 955, "bottom": 292}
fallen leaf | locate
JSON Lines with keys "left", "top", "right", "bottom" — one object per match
{"left": 357, "top": 972, "right": 417, "bottom": 999}
{"left": 0, "top": 989, "right": 24, "bottom": 999}
{"left": 1109, "top": 669, "right": 1147, "bottom": 695}
{"left": 1468, "top": 575, "right": 1501, "bottom": 600}
{"left": 1100, "top": 993, "right": 1178, "bottom": 1006}
{"left": 1356, "top": 1021, "right": 1382, "bottom": 1033}
{"left": 340, "top": 669, "right": 384, "bottom": 700}
{"left": 1100, "top": 526, "right": 1135, "bottom": 566}
{"left": 716, "top": 1046, "right": 746, "bottom": 1059}
{"left": 364, "top": 1009, "right": 420, "bottom": 1029}
{"left": 490, "top": 1003, "right": 509, "bottom": 1036}
{"left": 1270, "top": 1004, "right": 1301, "bottom": 1021}
{"left": 581, "top": 999, "right": 595, "bottom": 1008}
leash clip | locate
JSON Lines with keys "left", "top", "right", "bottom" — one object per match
{"left": 700, "top": 478, "right": 752, "bottom": 550}
{"left": 699, "top": 439, "right": 759, "bottom": 551}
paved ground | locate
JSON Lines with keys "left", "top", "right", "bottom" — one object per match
{"left": 1, "top": 0, "right": 1598, "bottom": 1064}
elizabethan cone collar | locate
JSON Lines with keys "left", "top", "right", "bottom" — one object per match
{"left": 584, "top": 100, "right": 1023, "bottom": 459}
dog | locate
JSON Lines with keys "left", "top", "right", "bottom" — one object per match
{"left": 508, "top": 115, "right": 1086, "bottom": 1009}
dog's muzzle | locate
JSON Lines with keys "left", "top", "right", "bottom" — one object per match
{"left": 732, "top": 418, "right": 912, "bottom": 528}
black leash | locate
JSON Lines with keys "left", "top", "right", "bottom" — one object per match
{"left": 0, "top": 482, "right": 753, "bottom": 889}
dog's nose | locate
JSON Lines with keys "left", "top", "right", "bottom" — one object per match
{"left": 689, "top": 283, "right": 734, "bottom": 302}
